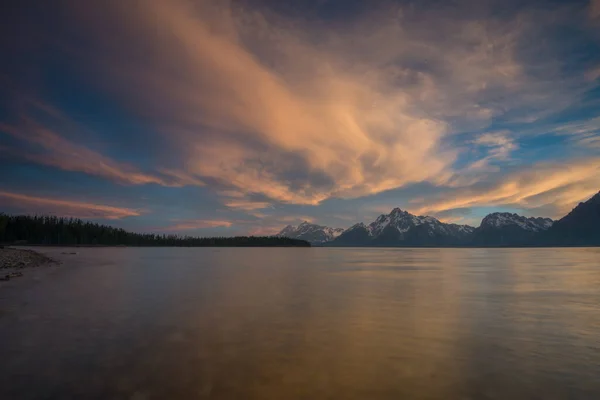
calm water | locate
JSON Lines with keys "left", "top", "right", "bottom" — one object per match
{"left": 1, "top": 247, "right": 600, "bottom": 399}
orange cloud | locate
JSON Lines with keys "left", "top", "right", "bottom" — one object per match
{"left": 161, "top": 220, "right": 233, "bottom": 232}
{"left": 223, "top": 199, "right": 272, "bottom": 211}
{"left": 436, "top": 215, "right": 466, "bottom": 224}
{"left": 471, "top": 131, "right": 518, "bottom": 161}
{"left": 412, "top": 157, "right": 600, "bottom": 218}
{"left": 0, "top": 105, "right": 204, "bottom": 188}
{"left": 0, "top": 191, "right": 141, "bottom": 219}
{"left": 75, "top": 0, "right": 534, "bottom": 204}
{"left": 54, "top": 0, "right": 600, "bottom": 208}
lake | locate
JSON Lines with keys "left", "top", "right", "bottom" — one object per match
{"left": 1, "top": 247, "right": 600, "bottom": 399}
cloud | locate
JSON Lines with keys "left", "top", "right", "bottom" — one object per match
{"left": 0, "top": 122, "right": 203, "bottom": 188}
{"left": 471, "top": 131, "right": 518, "bottom": 161}
{"left": 160, "top": 220, "right": 233, "bottom": 232}
{"left": 223, "top": 199, "right": 272, "bottom": 211}
{"left": 278, "top": 216, "right": 316, "bottom": 224}
{"left": 429, "top": 208, "right": 481, "bottom": 226}
{"left": 591, "top": 0, "right": 600, "bottom": 19}
{"left": 71, "top": 0, "right": 565, "bottom": 205}
{"left": 69, "top": 0, "right": 598, "bottom": 208}
{"left": 577, "top": 135, "right": 600, "bottom": 148}
{"left": 446, "top": 130, "right": 520, "bottom": 183}
{"left": 0, "top": 100, "right": 205, "bottom": 188}
{"left": 586, "top": 66, "right": 600, "bottom": 81}
{"left": 0, "top": 191, "right": 141, "bottom": 219}
{"left": 436, "top": 215, "right": 477, "bottom": 225}
{"left": 330, "top": 214, "right": 359, "bottom": 222}
{"left": 548, "top": 117, "right": 600, "bottom": 149}
{"left": 3, "top": 0, "right": 598, "bottom": 219}
{"left": 412, "top": 157, "right": 600, "bottom": 218}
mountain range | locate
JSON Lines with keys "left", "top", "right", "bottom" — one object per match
{"left": 277, "top": 191, "right": 600, "bottom": 247}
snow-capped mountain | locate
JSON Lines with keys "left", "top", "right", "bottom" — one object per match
{"left": 368, "top": 208, "right": 474, "bottom": 237}
{"left": 480, "top": 213, "right": 553, "bottom": 232}
{"left": 276, "top": 222, "right": 344, "bottom": 244}
{"left": 472, "top": 212, "right": 554, "bottom": 246}
{"left": 275, "top": 191, "right": 600, "bottom": 247}
{"left": 332, "top": 208, "right": 475, "bottom": 246}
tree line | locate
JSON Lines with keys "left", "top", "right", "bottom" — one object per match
{"left": 0, "top": 214, "right": 310, "bottom": 247}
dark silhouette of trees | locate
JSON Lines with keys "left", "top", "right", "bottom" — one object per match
{"left": 0, "top": 214, "right": 310, "bottom": 247}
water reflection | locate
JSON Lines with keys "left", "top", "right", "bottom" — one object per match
{"left": 1, "top": 247, "right": 599, "bottom": 399}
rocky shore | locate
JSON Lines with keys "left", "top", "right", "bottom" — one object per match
{"left": 0, "top": 247, "right": 58, "bottom": 281}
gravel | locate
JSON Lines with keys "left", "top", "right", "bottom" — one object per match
{"left": 0, "top": 248, "right": 58, "bottom": 281}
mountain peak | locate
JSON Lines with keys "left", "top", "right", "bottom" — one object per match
{"left": 332, "top": 206, "right": 475, "bottom": 246}
{"left": 390, "top": 207, "right": 407, "bottom": 215}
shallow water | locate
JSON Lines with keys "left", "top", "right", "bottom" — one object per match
{"left": 1, "top": 247, "right": 600, "bottom": 399}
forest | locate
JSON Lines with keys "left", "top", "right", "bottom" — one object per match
{"left": 0, "top": 214, "right": 310, "bottom": 247}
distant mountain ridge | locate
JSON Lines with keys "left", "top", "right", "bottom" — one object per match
{"left": 471, "top": 213, "right": 554, "bottom": 246}
{"left": 480, "top": 213, "right": 553, "bottom": 231}
{"left": 276, "top": 191, "right": 600, "bottom": 247}
{"left": 332, "top": 208, "right": 475, "bottom": 247}
{"left": 543, "top": 191, "right": 600, "bottom": 246}
{"left": 276, "top": 222, "right": 344, "bottom": 244}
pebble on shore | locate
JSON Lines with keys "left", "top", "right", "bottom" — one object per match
{"left": 0, "top": 248, "right": 57, "bottom": 281}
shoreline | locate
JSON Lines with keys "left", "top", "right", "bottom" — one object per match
{"left": 0, "top": 247, "right": 59, "bottom": 282}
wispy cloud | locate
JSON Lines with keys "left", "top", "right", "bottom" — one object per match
{"left": 278, "top": 216, "right": 316, "bottom": 224}
{"left": 471, "top": 131, "right": 518, "bottom": 162}
{"left": 2, "top": 0, "right": 599, "bottom": 228}
{"left": 412, "top": 157, "right": 600, "bottom": 218}
{"left": 160, "top": 220, "right": 233, "bottom": 232}
{"left": 586, "top": 66, "right": 600, "bottom": 81}
{"left": 223, "top": 200, "right": 272, "bottom": 211}
{"left": 69, "top": 0, "right": 542, "bottom": 204}
{"left": 61, "top": 0, "right": 598, "bottom": 210}
{"left": 549, "top": 117, "right": 600, "bottom": 149}
{"left": 591, "top": 0, "right": 600, "bottom": 19}
{"left": 0, "top": 101, "right": 205, "bottom": 188}
{"left": 0, "top": 191, "right": 141, "bottom": 219}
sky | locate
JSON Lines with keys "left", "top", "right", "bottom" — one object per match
{"left": 1, "top": 0, "right": 600, "bottom": 236}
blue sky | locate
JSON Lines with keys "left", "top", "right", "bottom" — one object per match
{"left": 1, "top": 0, "right": 600, "bottom": 235}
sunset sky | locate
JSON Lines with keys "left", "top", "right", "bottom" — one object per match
{"left": 1, "top": 0, "right": 600, "bottom": 236}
